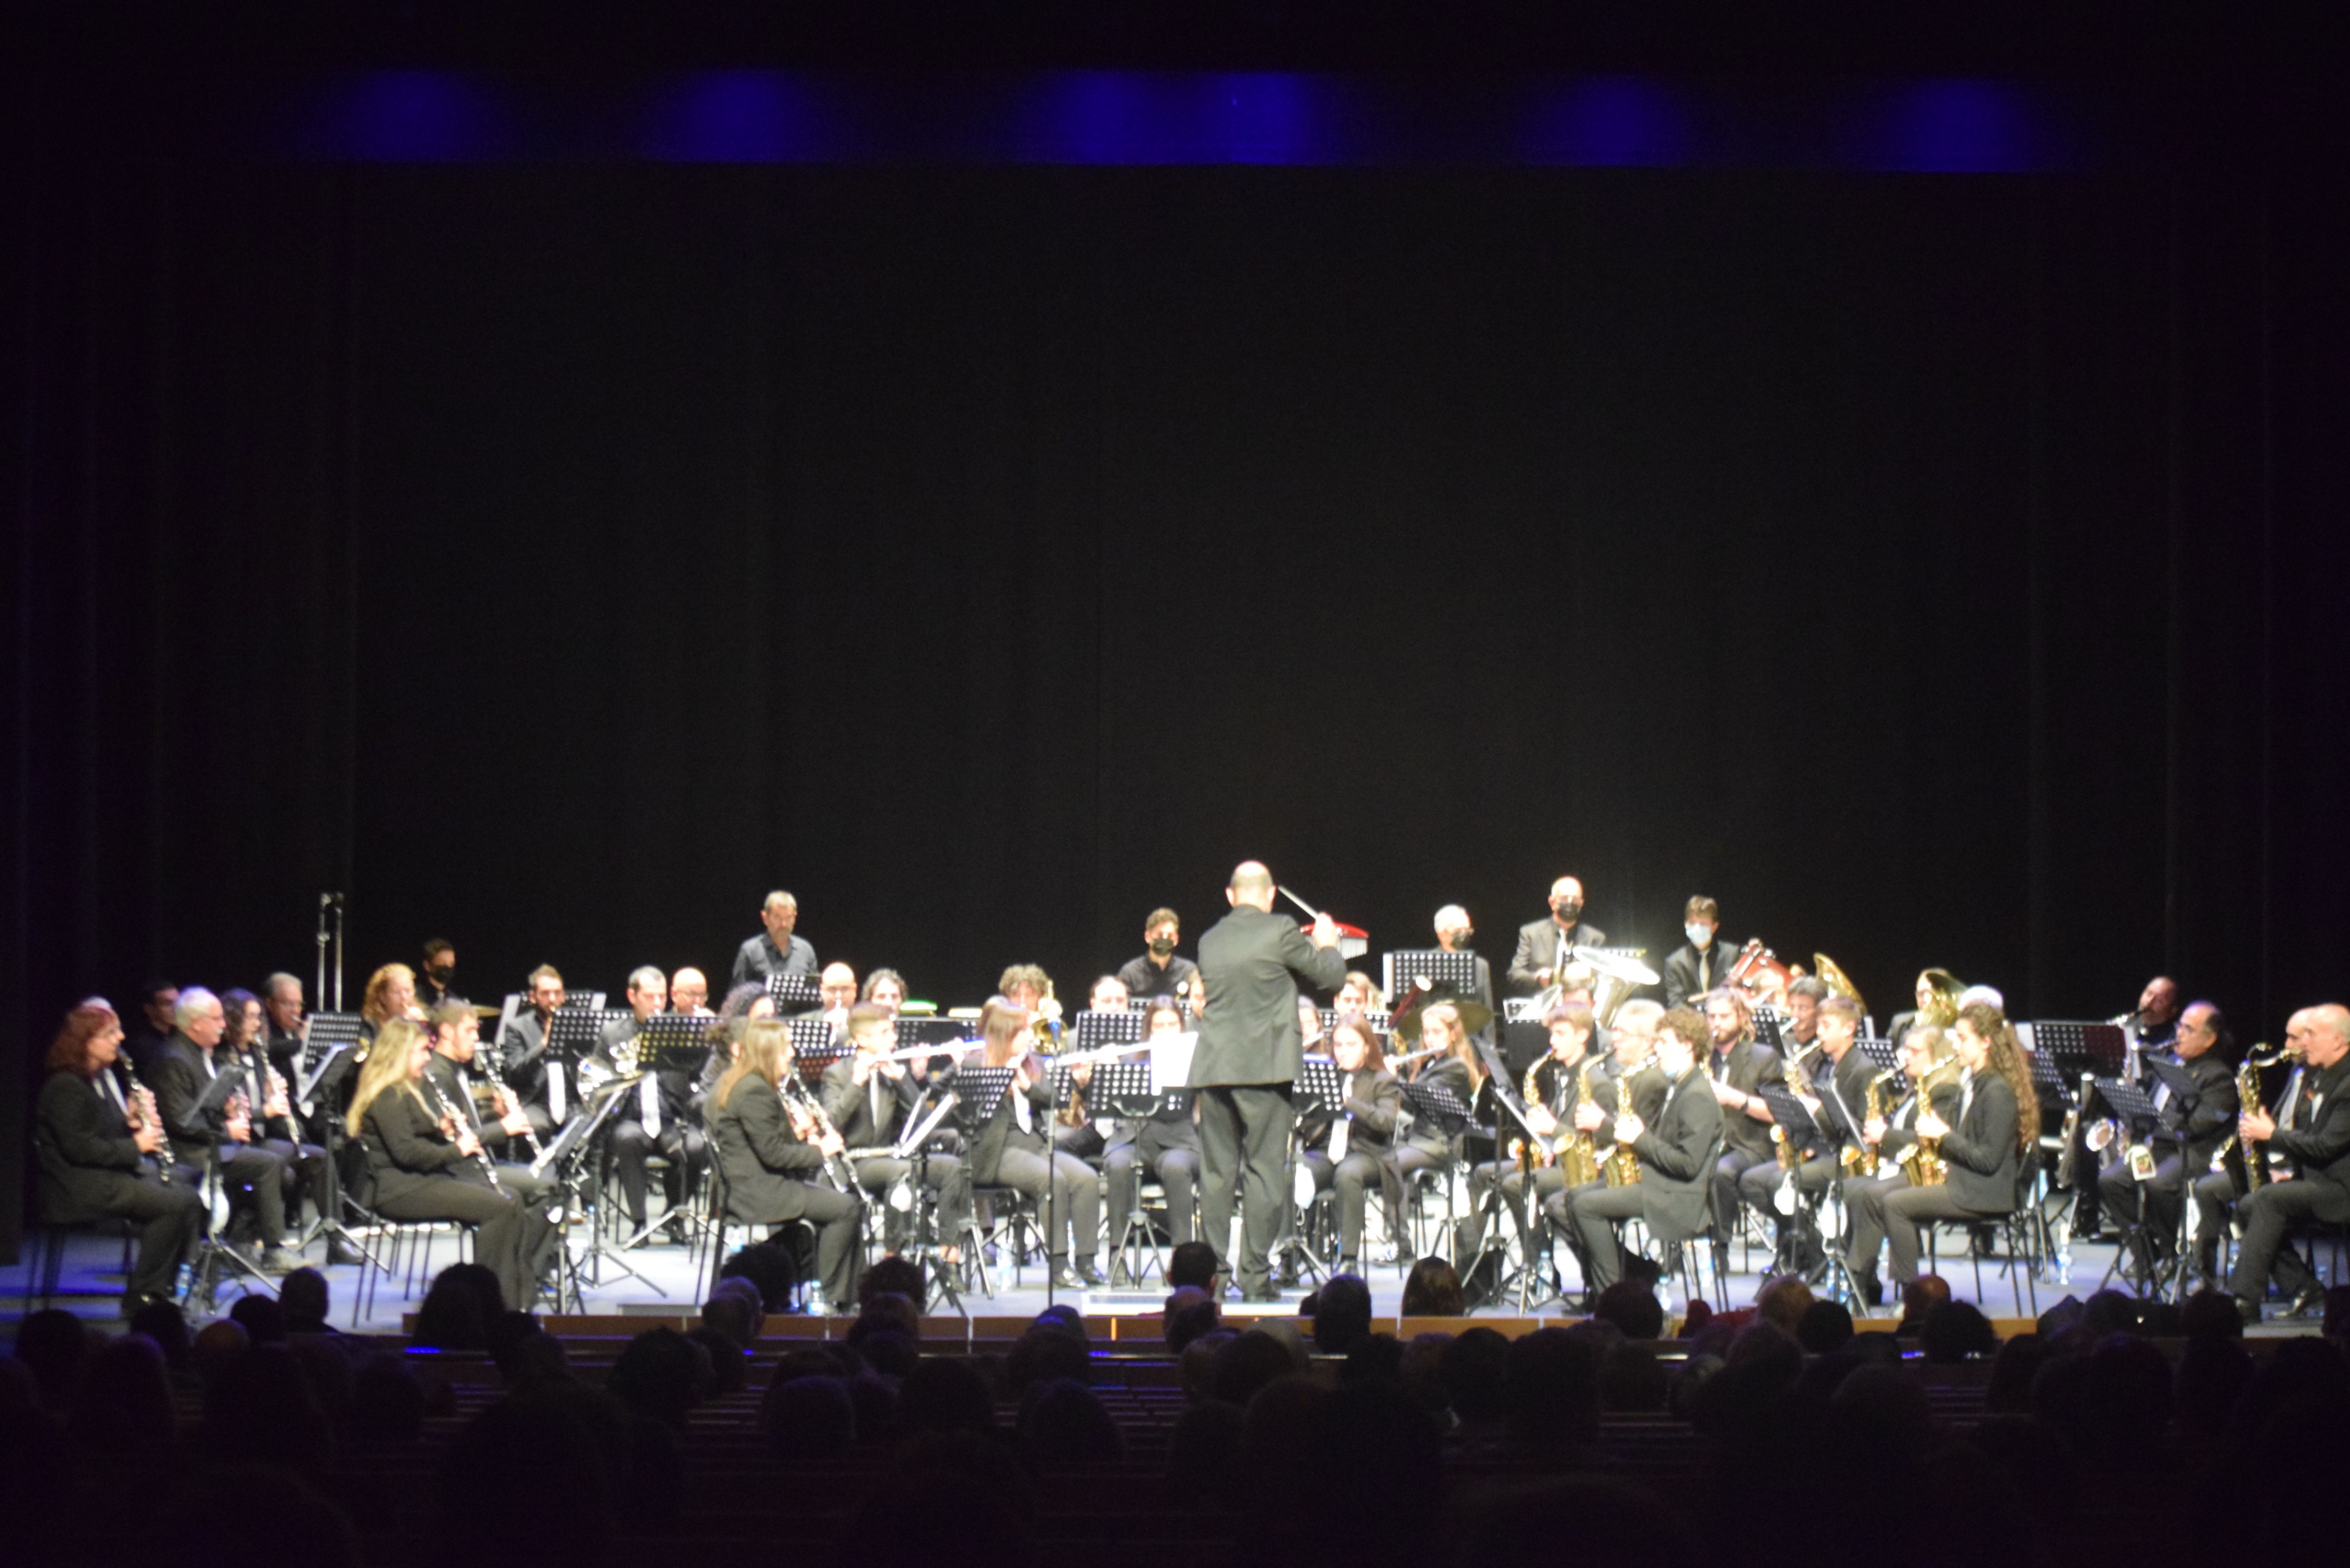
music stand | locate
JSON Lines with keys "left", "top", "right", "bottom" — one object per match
{"left": 1075, "top": 1008, "right": 1145, "bottom": 1053}
{"left": 545, "top": 1008, "right": 622, "bottom": 1124}
{"left": 1270, "top": 1056, "right": 1347, "bottom": 1288}
{"left": 1856, "top": 1038, "right": 1900, "bottom": 1074}
{"left": 1382, "top": 950, "right": 1482, "bottom": 1005}
{"left": 285, "top": 1013, "right": 377, "bottom": 1265}
{"left": 1397, "top": 1077, "right": 1475, "bottom": 1267}
{"left": 788, "top": 1017, "right": 848, "bottom": 1083}
{"left": 532, "top": 1077, "right": 647, "bottom": 1307}
{"left": 766, "top": 973, "right": 823, "bottom": 1014}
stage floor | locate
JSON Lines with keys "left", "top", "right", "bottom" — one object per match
{"left": 1, "top": 1225, "right": 2288, "bottom": 1335}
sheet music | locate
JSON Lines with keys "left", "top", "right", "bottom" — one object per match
{"left": 1153, "top": 1030, "right": 1197, "bottom": 1091}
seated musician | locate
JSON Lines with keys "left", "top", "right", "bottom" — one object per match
{"left": 1390, "top": 1002, "right": 1484, "bottom": 1213}
{"left": 1103, "top": 1000, "right": 1202, "bottom": 1272}
{"left": 357, "top": 963, "right": 423, "bottom": 1042}
{"left": 1848, "top": 1003, "right": 2037, "bottom": 1300}
{"left": 1841, "top": 1024, "right": 1958, "bottom": 1304}
{"left": 33, "top": 999, "right": 207, "bottom": 1317}
{"left": 948, "top": 997, "right": 1102, "bottom": 1288}
{"left": 1506, "top": 875, "right": 1608, "bottom": 996}
{"left": 1301, "top": 1016, "right": 1403, "bottom": 1273}
{"left": 2229, "top": 1004, "right": 2350, "bottom": 1323}
{"left": 821, "top": 1003, "right": 970, "bottom": 1255}
{"left": 149, "top": 986, "right": 299, "bottom": 1273}
{"left": 861, "top": 969, "right": 908, "bottom": 1014}
{"left": 425, "top": 1003, "right": 558, "bottom": 1206}
{"left": 1538, "top": 999, "right": 1667, "bottom": 1270}
{"left": 1733, "top": 990, "right": 1875, "bottom": 1277}
{"left": 670, "top": 967, "right": 712, "bottom": 1018}
{"left": 1116, "top": 907, "right": 1200, "bottom": 1002}
{"left": 1561, "top": 1007, "right": 1725, "bottom": 1302}
{"left": 498, "top": 964, "right": 569, "bottom": 1137}
{"left": 1332, "top": 972, "right": 1381, "bottom": 1021}
{"left": 1457, "top": 1002, "right": 1606, "bottom": 1264}
{"left": 218, "top": 986, "right": 337, "bottom": 1258}
{"left": 708, "top": 1018, "right": 866, "bottom": 1311}
{"left": 816, "top": 963, "right": 859, "bottom": 1029}
{"left": 698, "top": 983, "right": 776, "bottom": 1106}
{"left": 2098, "top": 999, "right": 2237, "bottom": 1284}
{"left": 349, "top": 1018, "right": 552, "bottom": 1308}
{"left": 596, "top": 966, "right": 708, "bottom": 1239}
{"left": 1701, "top": 987, "right": 1783, "bottom": 1244}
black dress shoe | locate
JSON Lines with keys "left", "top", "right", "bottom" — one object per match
{"left": 1242, "top": 1284, "right": 1283, "bottom": 1305}
{"left": 2284, "top": 1285, "right": 2327, "bottom": 1320}
{"left": 1049, "top": 1266, "right": 1087, "bottom": 1291}
{"left": 326, "top": 1240, "right": 366, "bottom": 1267}
{"left": 1075, "top": 1261, "right": 1107, "bottom": 1287}
{"left": 2237, "top": 1296, "right": 2264, "bottom": 1327}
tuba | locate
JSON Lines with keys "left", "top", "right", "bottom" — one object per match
{"left": 1900, "top": 1059, "right": 1964, "bottom": 1187}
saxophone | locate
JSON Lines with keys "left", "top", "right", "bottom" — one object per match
{"left": 1514, "top": 1057, "right": 1556, "bottom": 1168}
{"left": 2216, "top": 1044, "right": 2295, "bottom": 1191}
{"left": 1602, "top": 1048, "right": 1652, "bottom": 1186}
{"left": 1849, "top": 1068, "right": 1899, "bottom": 1178}
{"left": 1900, "top": 1061, "right": 1964, "bottom": 1187}
{"left": 1771, "top": 1043, "right": 1819, "bottom": 1170}
{"left": 1555, "top": 1058, "right": 1604, "bottom": 1187}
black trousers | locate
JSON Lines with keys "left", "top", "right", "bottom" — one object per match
{"left": 374, "top": 1173, "right": 551, "bottom": 1309}
{"left": 608, "top": 1118, "right": 707, "bottom": 1226}
{"left": 2100, "top": 1154, "right": 2190, "bottom": 1265}
{"left": 95, "top": 1174, "right": 209, "bottom": 1302}
{"left": 1198, "top": 1083, "right": 1294, "bottom": 1293}
{"left": 2229, "top": 1176, "right": 2350, "bottom": 1305}
{"left": 1857, "top": 1182, "right": 2003, "bottom": 1284}
{"left": 1841, "top": 1171, "right": 1913, "bottom": 1282}
{"left": 2190, "top": 1169, "right": 2237, "bottom": 1271}
{"left": 256, "top": 1136, "right": 331, "bottom": 1234}
{"left": 1105, "top": 1142, "right": 1200, "bottom": 1247}
{"left": 740, "top": 1185, "right": 865, "bottom": 1308}
{"left": 850, "top": 1152, "right": 969, "bottom": 1249}
{"left": 1302, "top": 1149, "right": 1388, "bottom": 1263}
{"left": 207, "top": 1143, "right": 290, "bottom": 1248}
{"left": 990, "top": 1146, "right": 1101, "bottom": 1264}
{"left": 1711, "top": 1146, "right": 1776, "bottom": 1237}
{"left": 1568, "top": 1182, "right": 1652, "bottom": 1292}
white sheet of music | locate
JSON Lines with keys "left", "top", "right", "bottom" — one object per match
{"left": 1153, "top": 1031, "right": 1197, "bottom": 1092}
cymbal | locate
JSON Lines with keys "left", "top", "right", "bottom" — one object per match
{"left": 1389, "top": 987, "right": 1495, "bottom": 1043}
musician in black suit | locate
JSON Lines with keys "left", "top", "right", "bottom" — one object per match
{"left": 2098, "top": 999, "right": 2238, "bottom": 1281}
{"left": 730, "top": 890, "right": 820, "bottom": 988}
{"left": 1192, "top": 861, "right": 1347, "bottom": 1300}
{"left": 126, "top": 981, "right": 180, "bottom": 1083}
{"left": 1736, "top": 990, "right": 1875, "bottom": 1275}
{"left": 708, "top": 1017, "right": 865, "bottom": 1311}
{"left": 1562, "top": 1007, "right": 1725, "bottom": 1296}
{"left": 1300, "top": 1017, "right": 1404, "bottom": 1273}
{"left": 33, "top": 1000, "right": 206, "bottom": 1316}
{"left": 148, "top": 986, "right": 299, "bottom": 1272}
{"left": 2229, "top": 1004, "right": 2350, "bottom": 1322}
{"left": 821, "top": 1004, "right": 969, "bottom": 1252}
{"left": 424, "top": 1004, "right": 557, "bottom": 1204}
{"left": 1661, "top": 896, "right": 1734, "bottom": 1009}
{"left": 950, "top": 998, "right": 1102, "bottom": 1287}
{"left": 1390, "top": 1002, "right": 1480, "bottom": 1235}
{"left": 1840, "top": 1024, "right": 1960, "bottom": 1304}
{"left": 595, "top": 966, "right": 708, "bottom": 1236}
{"left": 1457, "top": 1002, "right": 1607, "bottom": 1261}
{"left": 1698, "top": 988, "right": 1782, "bottom": 1241}
{"left": 498, "top": 965, "right": 569, "bottom": 1136}
{"left": 1102, "top": 1000, "right": 1202, "bottom": 1269}
{"left": 1505, "top": 877, "right": 1608, "bottom": 996}
{"left": 218, "top": 986, "right": 337, "bottom": 1250}
{"left": 351, "top": 1018, "right": 551, "bottom": 1308}
{"left": 1855, "top": 1003, "right": 2037, "bottom": 1291}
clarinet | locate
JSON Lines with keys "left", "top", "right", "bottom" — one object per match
{"left": 782, "top": 1076, "right": 857, "bottom": 1192}
{"left": 425, "top": 1073, "right": 503, "bottom": 1193}
{"left": 118, "top": 1057, "right": 171, "bottom": 1185}
{"left": 471, "top": 1062, "right": 545, "bottom": 1163}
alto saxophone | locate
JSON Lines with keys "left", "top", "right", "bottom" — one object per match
{"left": 1849, "top": 1068, "right": 1898, "bottom": 1178}
{"left": 1513, "top": 1057, "right": 1555, "bottom": 1168}
{"left": 1602, "top": 1048, "right": 1652, "bottom": 1186}
{"left": 1554, "top": 1057, "right": 1604, "bottom": 1188}
{"left": 1900, "top": 1061, "right": 1963, "bottom": 1187}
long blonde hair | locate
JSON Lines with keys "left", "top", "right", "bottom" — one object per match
{"left": 361, "top": 964, "right": 416, "bottom": 1026}
{"left": 1422, "top": 1002, "right": 1482, "bottom": 1083}
{"left": 347, "top": 1018, "right": 428, "bottom": 1136}
{"left": 715, "top": 1017, "right": 790, "bottom": 1111}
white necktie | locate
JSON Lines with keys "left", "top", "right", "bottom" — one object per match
{"left": 547, "top": 1058, "right": 567, "bottom": 1123}
{"left": 1012, "top": 1070, "right": 1032, "bottom": 1134}
{"left": 640, "top": 1073, "right": 661, "bottom": 1135}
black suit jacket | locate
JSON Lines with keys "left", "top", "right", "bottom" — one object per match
{"left": 1935, "top": 1071, "right": 2022, "bottom": 1214}
{"left": 1192, "top": 905, "right": 1346, "bottom": 1087}
{"left": 1662, "top": 942, "right": 1733, "bottom": 1009}
{"left": 1813, "top": 1047, "right": 1880, "bottom": 1149}
{"left": 708, "top": 1073, "right": 831, "bottom": 1222}
{"left": 500, "top": 1009, "right": 559, "bottom": 1104}
{"left": 1302, "top": 1067, "right": 1402, "bottom": 1157}
{"left": 1505, "top": 918, "right": 1609, "bottom": 995}
{"left": 2150, "top": 1052, "right": 2239, "bottom": 1171}
{"left": 820, "top": 1056, "right": 918, "bottom": 1150}
{"left": 360, "top": 1084, "right": 493, "bottom": 1208}
{"left": 2269, "top": 1058, "right": 2350, "bottom": 1192}
{"left": 34, "top": 1070, "right": 154, "bottom": 1224}
{"left": 149, "top": 1032, "right": 240, "bottom": 1164}
{"left": 1708, "top": 1039, "right": 1784, "bottom": 1162}
{"left": 1610, "top": 1065, "right": 1723, "bottom": 1243}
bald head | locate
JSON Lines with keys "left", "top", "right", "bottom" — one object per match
{"left": 1228, "top": 861, "right": 1275, "bottom": 911}
{"left": 2288, "top": 1004, "right": 2350, "bottom": 1069}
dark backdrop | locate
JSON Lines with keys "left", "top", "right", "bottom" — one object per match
{"left": 9, "top": 153, "right": 2348, "bottom": 1252}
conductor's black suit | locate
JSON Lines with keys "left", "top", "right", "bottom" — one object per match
{"left": 1191, "top": 901, "right": 1345, "bottom": 1297}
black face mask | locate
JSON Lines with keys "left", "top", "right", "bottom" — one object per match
{"left": 427, "top": 965, "right": 454, "bottom": 986}
{"left": 1552, "top": 900, "right": 1582, "bottom": 921}
{"left": 1148, "top": 937, "right": 1177, "bottom": 958}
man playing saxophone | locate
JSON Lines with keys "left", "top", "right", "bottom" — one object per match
{"left": 1847, "top": 1003, "right": 2037, "bottom": 1307}
{"left": 1556, "top": 1006, "right": 1724, "bottom": 1304}
{"left": 1841, "top": 1024, "right": 1961, "bottom": 1306}
{"left": 1456, "top": 1001, "right": 1607, "bottom": 1264}
{"left": 1735, "top": 992, "right": 1877, "bottom": 1278}
{"left": 2228, "top": 1004, "right": 2350, "bottom": 1324}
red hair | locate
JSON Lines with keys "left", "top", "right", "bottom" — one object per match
{"left": 46, "top": 999, "right": 120, "bottom": 1076}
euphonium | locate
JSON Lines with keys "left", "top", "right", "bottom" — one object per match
{"left": 1900, "top": 1060, "right": 1963, "bottom": 1187}
{"left": 577, "top": 1033, "right": 641, "bottom": 1096}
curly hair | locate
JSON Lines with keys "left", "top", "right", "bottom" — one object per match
{"left": 1956, "top": 1001, "right": 2039, "bottom": 1151}
{"left": 46, "top": 999, "right": 121, "bottom": 1076}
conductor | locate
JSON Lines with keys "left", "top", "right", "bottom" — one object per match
{"left": 1193, "top": 860, "right": 1346, "bottom": 1300}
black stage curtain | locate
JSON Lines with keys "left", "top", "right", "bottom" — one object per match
{"left": 6, "top": 158, "right": 2347, "bottom": 1253}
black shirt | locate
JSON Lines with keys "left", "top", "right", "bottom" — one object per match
{"left": 1116, "top": 952, "right": 1200, "bottom": 1004}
